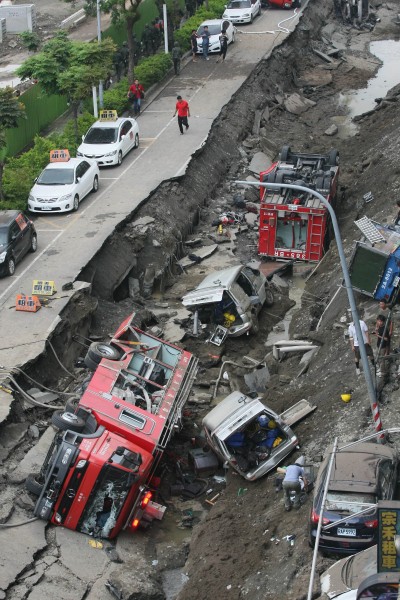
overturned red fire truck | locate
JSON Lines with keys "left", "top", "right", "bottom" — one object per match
{"left": 28, "top": 313, "right": 198, "bottom": 538}
{"left": 258, "top": 146, "right": 340, "bottom": 262}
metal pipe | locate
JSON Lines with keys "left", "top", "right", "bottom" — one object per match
{"left": 307, "top": 437, "right": 338, "bottom": 600}
{"left": 163, "top": 4, "right": 168, "bottom": 53}
{"left": 97, "top": 0, "right": 104, "bottom": 108}
{"left": 235, "top": 180, "right": 384, "bottom": 440}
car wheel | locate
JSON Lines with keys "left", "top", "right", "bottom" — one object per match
{"left": 29, "top": 233, "right": 37, "bottom": 253}
{"left": 117, "top": 150, "right": 123, "bottom": 165}
{"left": 92, "top": 175, "right": 99, "bottom": 193}
{"left": 231, "top": 31, "right": 235, "bottom": 43}
{"left": 258, "top": 4, "right": 262, "bottom": 15}
{"left": 280, "top": 145, "right": 291, "bottom": 161}
{"left": 134, "top": 133, "right": 139, "bottom": 148}
{"left": 265, "top": 287, "right": 274, "bottom": 307}
{"left": 328, "top": 149, "right": 339, "bottom": 166}
{"left": 7, "top": 256, "right": 15, "bottom": 276}
{"left": 250, "top": 13, "right": 253, "bottom": 23}
{"left": 26, "top": 474, "right": 44, "bottom": 496}
{"left": 86, "top": 342, "right": 122, "bottom": 365}
{"left": 52, "top": 410, "right": 85, "bottom": 432}
{"left": 72, "top": 195, "right": 79, "bottom": 212}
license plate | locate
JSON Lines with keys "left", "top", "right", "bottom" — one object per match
{"left": 337, "top": 527, "right": 356, "bottom": 537}
{"left": 42, "top": 207, "right": 52, "bottom": 211}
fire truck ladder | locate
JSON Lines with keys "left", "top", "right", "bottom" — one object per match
{"left": 354, "top": 216, "right": 386, "bottom": 245}
{"left": 309, "top": 218, "right": 324, "bottom": 261}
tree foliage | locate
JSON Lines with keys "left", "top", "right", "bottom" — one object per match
{"left": 0, "top": 88, "right": 26, "bottom": 200}
{"left": 18, "top": 31, "right": 42, "bottom": 52}
{"left": 70, "top": 0, "right": 143, "bottom": 83}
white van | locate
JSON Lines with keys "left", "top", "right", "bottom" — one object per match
{"left": 181, "top": 264, "right": 274, "bottom": 337}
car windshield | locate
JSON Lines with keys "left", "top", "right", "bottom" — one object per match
{"left": 227, "top": 0, "right": 251, "bottom": 7}
{"left": 325, "top": 491, "right": 376, "bottom": 514}
{"left": 37, "top": 168, "right": 75, "bottom": 185}
{"left": 84, "top": 127, "right": 118, "bottom": 144}
{"left": 0, "top": 228, "right": 8, "bottom": 245}
{"left": 198, "top": 24, "right": 221, "bottom": 35}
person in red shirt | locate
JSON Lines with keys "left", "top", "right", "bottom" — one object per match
{"left": 127, "top": 79, "right": 145, "bottom": 116}
{"left": 173, "top": 95, "right": 190, "bottom": 135}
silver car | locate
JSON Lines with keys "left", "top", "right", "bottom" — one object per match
{"left": 182, "top": 264, "right": 274, "bottom": 337}
{"left": 203, "top": 391, "right": 315, "bottom": 481}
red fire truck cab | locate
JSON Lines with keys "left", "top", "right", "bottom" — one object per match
{"left": 30, "top": 313, "right": 198, "bottom": 539}
{"left": 258, "top": 146, "right": 340, "bottom": 262}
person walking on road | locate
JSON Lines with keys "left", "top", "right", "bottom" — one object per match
{"left": 348, "top": 315, "right": 375, "bottom": 375}
{"left": 173, "top": 95, "right": 190, "bottom": 135}
{"left": 216, "top": 30, "right": 229, "bottom": 63}
{"left": 172, "top": 42, "right": 182, "bottom": 75}
{"left": 127, "top": 79, "right": 145, "bottom": 116}
{"left": 191, "top": 29, "right": 199, "bottom": 61}
{"left": 201, "top": 26, "right": 210, "bottom": 60}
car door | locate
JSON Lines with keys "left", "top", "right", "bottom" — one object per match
{"left": 15, "top": 213, "right": 32, "bottom": 258}
{"left": 9, "top": 219, "right": 26, "bottom": 263}
{"left": 78, "top": 161, "right": 92, "bottom": 198}
{"left": 120, "top": 121, "right": 134, "bottom": 154}
{"left": 239, "top": 267, "right": 267, "bottom": 306}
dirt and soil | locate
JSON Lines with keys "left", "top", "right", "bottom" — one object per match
{"left": 3, "top": 0, "right": 400, "bottom": 599}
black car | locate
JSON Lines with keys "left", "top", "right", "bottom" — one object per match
{"left": 309, "top": 442, "right": 398, "bottom": 555}
{"left": 0, "top": 211, "right": 37, "bottom": 276}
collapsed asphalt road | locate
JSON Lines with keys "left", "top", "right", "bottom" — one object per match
{"left": 2, "top": 0, "right": 400, "bottom": 599}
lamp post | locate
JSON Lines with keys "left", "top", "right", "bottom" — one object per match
{"left": 235, "top": 179, "right": 384, "bottom": 440}
{"left": 97, "top": 0, "right": 104, "bottom": 109}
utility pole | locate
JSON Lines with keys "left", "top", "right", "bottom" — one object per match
{"left": 97, "top": 0, "right": 104, "bottom": 109}
{"left": 163, "top": 4, "right": 168, "bottom": 54}
{"left": 235, "top": 179, "right": 384, "bottom": 441}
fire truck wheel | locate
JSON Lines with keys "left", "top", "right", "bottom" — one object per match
{"left": 26, "top": 474, "right": 44, "bottom": 496}
{"left": 52, "top": 410, "right": 86, "bottom": 432}
{"left": 84, "top": 355, "right": 98, "bottom": 371}
{"left": 265, "top": 287, "right": 274, "bottom": 307}
{"left": 279, "top": 145, "right": 291, "bottom": 161}
{"left": 65, "top": 397, "right": 80, "bottom": 413}
{"left": 87, "top": 342, "right": 122, "bottom": 365}
{"left": 328, "top": 149, "right": 339, "bottom": 166}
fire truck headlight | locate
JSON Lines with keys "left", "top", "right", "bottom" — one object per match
{"left": 55, "top": 513, "right": 62, "bottom": 523}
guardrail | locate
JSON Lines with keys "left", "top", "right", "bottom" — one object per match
{"left": 60, "top": 8, "right": 86, "bottom": 29}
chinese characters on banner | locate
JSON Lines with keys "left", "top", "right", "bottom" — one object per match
{"left": 378, "top": 501, "right": 400, "bottom": 572}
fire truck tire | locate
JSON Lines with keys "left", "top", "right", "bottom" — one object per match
{"left": 87, "top": 342, "right": 122, "bottom": 364}
{"left": 26, "top": 474, "right": 44, "bottom": 496}
{"left": 279, "top": 145, "right": 291, "bottom": 161}
{"left": 265, "top": 287, "right": 274, "bottom": 307}
{"left": 52, "top": 410, "right": 86, "bottom": 432}
{"left": 84, "top": 355, "right": 98, "bottom": 371}
{"left": 328, "top": 149, "right": 339, "bottom": 166}
{"left": 65, "top": 397, "right": 80, "bottom": 413}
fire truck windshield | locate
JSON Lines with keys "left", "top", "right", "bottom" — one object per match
{"left": 78, "top": 464, "right": 135, "bottom": 538}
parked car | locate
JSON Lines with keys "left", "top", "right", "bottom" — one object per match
{"left": 264, "top": 0, "right": 301, "bottom": 8}
{"left": 203, "top": 391, "right": 315, "bottom": 481}
{"left": 77, "top": 116, "right": 139, "bottom": 167}
{"left": 0, "top": 210, "right": 37, "bottom": 276}
{"left": 28, "top": 154, "right": 100, "bottom": 214}
{"left": 196, "top": 20, "right": 236, "bottom": 54}
{"left": 309, "top": 443, "right": 398, "bottom": 555}
{"left": 222, "top": 0, "right": 262, "bottom": 24}
{"left": 320, "top": 545, "right": 376, "bottom": 599}
{"left": 181, "top": 264, "right": 274, "bottom": 337}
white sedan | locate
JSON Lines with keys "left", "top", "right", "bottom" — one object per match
{"left": 28, "top": 157, "right": 99, "bottom": 213}
{"left": 223, "top": 0, "right": 261, "bottom": 24}
{"left": 77, "top": 117, "right": 139, "bottom": 167}
{"left": 196, "top": 20, "right": 236, "bottom": 54}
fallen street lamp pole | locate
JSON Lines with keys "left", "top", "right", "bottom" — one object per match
{"left": 234, "top": 180, "right": 384, "bottom": 440}
{"left": 97, "top": 0, "right": 104, "bottom": 109}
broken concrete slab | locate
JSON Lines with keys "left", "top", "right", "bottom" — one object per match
{"left": 324, "top": 124, "right": 338, "bottom": 136}
{"left": 131, "top": 216, "right": 155, "bottom": 228}
{"left": 252, "top": 109, "right": 262, "bottom": 136}
{"left": 262, "top": 106, "right": 270, "bottom": 122}
{"left": 0, "top": 422, "right": 28, "bottom": 450}
{"left": 297, "top": 347, "right": 320, "bottom": 376}
{"left": 27, "top": 388, "right": 60, "bottom": 404}
{"left": 284, "top": 93, "right": 316, "bottom": 115}
{"left": 245, "top": 213, "right": 258, "bottom": 227}
{"left": 0, "top": 388, "right": 13, "bottom": 424}
{"left": 9, "top": 426, "right": 55, "bottom": 483}
{"left": 155, "top": 540, "right": 190, "bottom": 571}
{"left": 0, "top": 517, "right": 47, "bottom": 592}
{"left": 28, "top": 562, "right": 88, "bottom": 600}
{"left": 177, "top": 245, "right": 218, "bottom": 269}
{"left": 56, "top": 528, "right": 110, "bottom": 582}
{"left": 244, "top": 365, "right": 270, "bottom": 393}
{"left": 313, "top": 48, "right": 334, "bottom": 63}
{"left": 293, "top": 68, "right": 333, "bottom": 87}
{"left": 248, "top": 152, "right": 271, "bottom": 175}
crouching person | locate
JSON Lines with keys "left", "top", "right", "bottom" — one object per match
{"left": 282, "top": 457, "right": 306, "bottom": 511}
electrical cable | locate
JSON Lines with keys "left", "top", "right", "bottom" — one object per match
{"left": 236, "top": 8, "right": 299, "bottom": 36}
{"left": 6, "top": 374, "right": 64, "bottom": 410}
{"left": 0, "top": 517, "right": 38, "bottom": 528}
{"left": 46, "top": 339, "right": 77, "bottom": 380}
{"left": 0, "top": 365, "right": 78, "bottom": 397}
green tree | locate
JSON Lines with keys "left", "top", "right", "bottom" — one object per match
{"left": 19, "top": 31, "right": 42, "bottom": 52}
{"left": 17, "top": 35, "right": 115, "bottom": 139}
{"left": 70, "top": 0, "right": 143, "bottom": 84}
{"left": 0, "top": 88, "right": 26, "bottom": 201}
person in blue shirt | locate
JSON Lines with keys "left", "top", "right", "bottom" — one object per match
{"left": 201, "top": 26, "right": 210, "bottom": 60}
{"left": 282, "top": 458, "right": 306, "bottom": 511}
